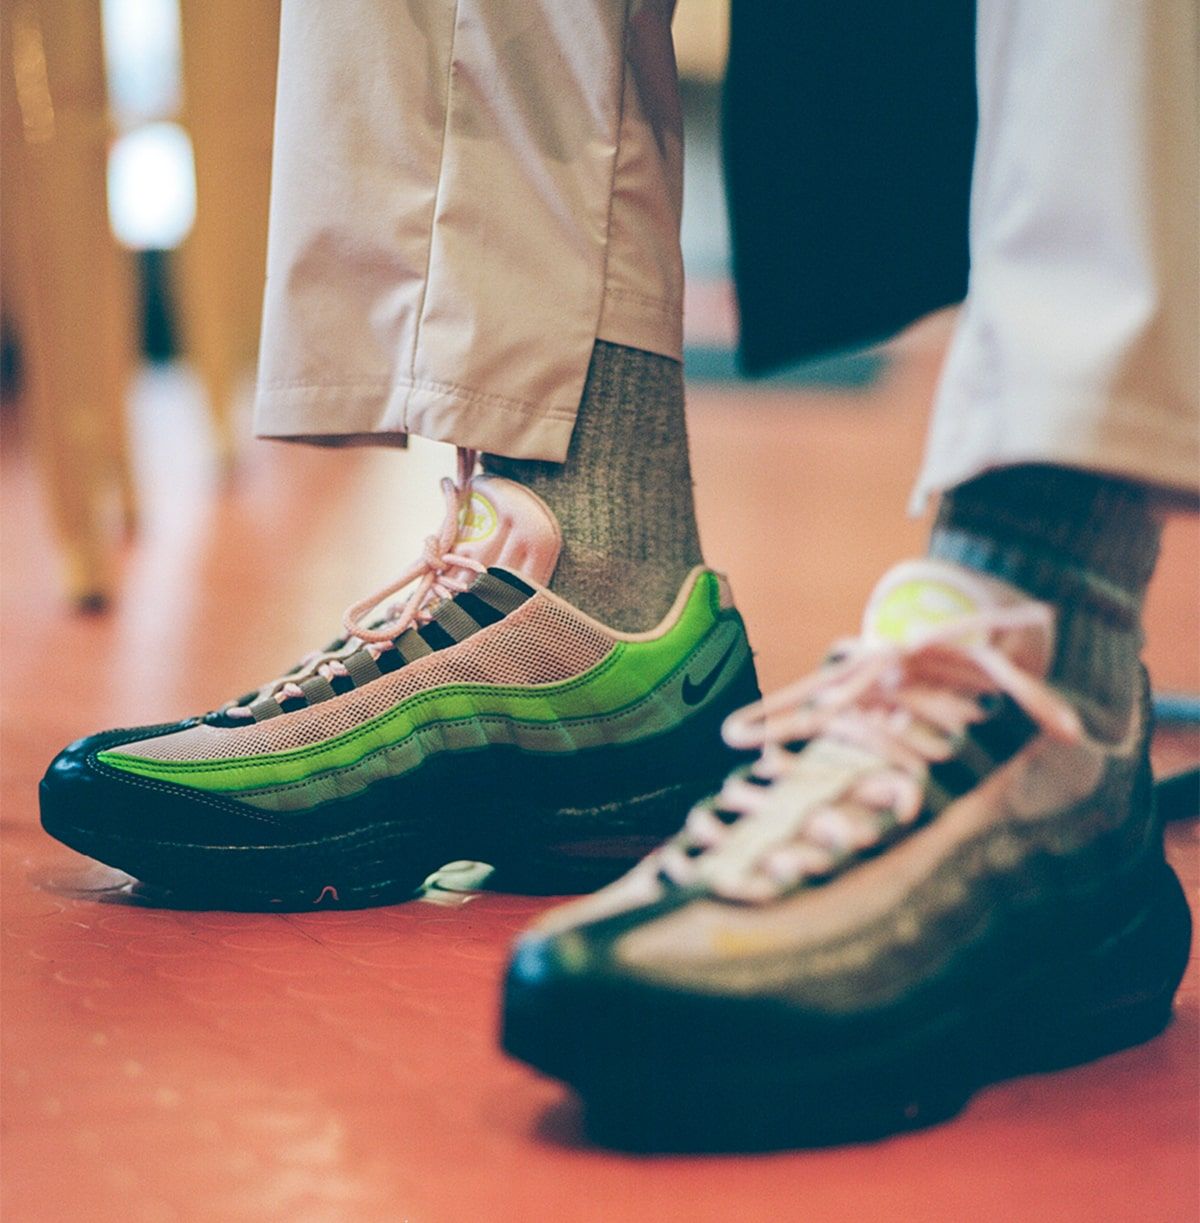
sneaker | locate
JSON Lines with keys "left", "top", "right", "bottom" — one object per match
{"left": 501, "top": 559, "right": 1192, "bottom": 1149}
{"left": 40, "top": 450, "right": 759, "bottom": 909}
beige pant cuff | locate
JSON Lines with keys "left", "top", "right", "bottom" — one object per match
{"left": 596, "top": 287, "right": 683, "bottom": 363}
{"left": 255, "top": 280, "right": 681, "bottom": 461}
{"left": 255, "top": 381, "right": 578, "bottom": 462}
{"left": 912, "top": 389, "right": 1200, "bottom": 513}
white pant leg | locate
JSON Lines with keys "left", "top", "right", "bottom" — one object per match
{"left": 915, "top": 0, "right": 1199, "bottom": 507}
{"left": 254, "top": 0, "right": 682, "bottom": 462}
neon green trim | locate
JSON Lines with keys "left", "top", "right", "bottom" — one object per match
{"left": 98, "top": 572, "right": 726, "bottom": 793}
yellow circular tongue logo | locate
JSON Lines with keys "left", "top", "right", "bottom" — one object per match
{"left": 458, "top": 491, "right": 498, "bottom": 544}
{"left": 872, "top": 580, "right": 977, "bottom": 643}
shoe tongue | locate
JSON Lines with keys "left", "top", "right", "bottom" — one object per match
{"left": 861, "top": 558, "right": 1054, "bottom": 673}
{"left": 449, "top": 474, "right": 562, "bottom": 586}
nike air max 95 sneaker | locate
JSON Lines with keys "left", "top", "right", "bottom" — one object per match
{"left": 40, "top": 451, "right": 759, "bottom": 908}
{"left": 502, "top": 560, "right": 1191, "bottom": 1149}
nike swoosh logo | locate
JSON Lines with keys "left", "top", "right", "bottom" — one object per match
{"left": 682, "top": 639, "right": 739, "bottom": 706}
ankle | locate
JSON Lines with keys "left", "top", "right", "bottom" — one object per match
{"left": 929, "top": 465, "right": 1161, "bottom": 739}
{"left": 484, "top": 341, "right": 703, "bottom": 631}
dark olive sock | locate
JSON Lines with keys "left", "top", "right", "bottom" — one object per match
{"left": 930, "top": 465, "right": 1161, "bottom": 742}
{"left": 484, "top": 340, "right": 703, "bottom": 632}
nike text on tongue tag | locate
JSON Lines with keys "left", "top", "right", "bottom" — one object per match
{"left": 868, "top": 577, "right": 979, "bottom": 644}
{"left": 861, "top": 559, "right": 1056, "bottom": 681}
{"left": 455, "top": 475, "right": 563, "bottom": 587}
{"left": 457, "top": 490, "right": 499, "bottom": 545}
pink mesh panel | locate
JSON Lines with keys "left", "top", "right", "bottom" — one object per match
{"left": 116, "top": 595, "right": 614, "bottom": 762}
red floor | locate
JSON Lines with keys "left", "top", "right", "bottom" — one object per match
{"left": 2, "top": 333, "right": 1197, "bottom": 1221}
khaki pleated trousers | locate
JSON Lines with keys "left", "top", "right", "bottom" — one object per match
{"left": 255, "top": 0, "right": 1198, "bottom": 502}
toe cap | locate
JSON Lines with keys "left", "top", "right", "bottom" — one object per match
{"left": 39, "top": 721, "right": 288, "bottom": 850}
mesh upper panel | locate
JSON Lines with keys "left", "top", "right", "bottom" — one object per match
{"left": 119, "top": 595, "right": 614, "bottom": 762}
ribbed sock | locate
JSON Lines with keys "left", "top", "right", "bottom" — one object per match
{"left": 930, "top": 465, "right": 1161, "bottom": 742}
{"left": 484, "top": 340, "right": 703, "bottom": 632}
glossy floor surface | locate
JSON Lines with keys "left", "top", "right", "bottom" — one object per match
{"left": 3, "top": 329, "right": 1197, "bottom": 1221}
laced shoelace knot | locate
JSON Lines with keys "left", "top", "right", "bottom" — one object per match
{"left": 228, "top": 449, "right": 482, "bottom": 719}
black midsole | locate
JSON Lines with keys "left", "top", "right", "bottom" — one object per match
{"left": 41, "top": 775, "right": 726, "bottom": 906}
{"left": 503, "top": 860, "right": 1191, "bottom": 1147}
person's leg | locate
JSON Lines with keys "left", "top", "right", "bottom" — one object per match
{"left": 483, "top": 341, "right": 702, "bottom": 630}
{"left": 41, "top": 2, "right": 759, "bottom": 906}
{"left": 502, "top": 0, "right": 1198, "bottom": 1145}
{"left": 257, "top": 0, "right": 700, "bottom": 629}
{"left": 916, "top": 1, "right": 1198, "bottom": 506}
{"left": 919, "top": 0, "right": 1198, "bottom": 741}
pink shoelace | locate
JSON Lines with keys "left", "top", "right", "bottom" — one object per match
{"left": 656, "top": 603, "right": 1085, "bottom": 901}
{"left": 227, "top": 448, "right": 481, "bottom": 719}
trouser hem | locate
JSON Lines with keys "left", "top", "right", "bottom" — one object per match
{"left": 596, "top": 286, "right": 683, "bottom": 363}
{"left": 912, "top": 388, "right": 1200, "bottom": 512}
{"left": 254, "top": 379, "right": 577, "bottom": 462}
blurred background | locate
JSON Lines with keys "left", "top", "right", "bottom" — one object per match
{"left": 1, "top": 0, "right": 884, "bottom": 609}
{"left": 2, "top": 0, "right": 279, "bottom": 604}
{"left": 1, "top": 5, "right": 1196, "bottom": 1220}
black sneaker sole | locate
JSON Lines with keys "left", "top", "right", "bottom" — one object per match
{"left": 40, "top": 775, "right": 718, "bottom": 911}
{"left": 502, "top": 860, "right": 1192, "bottom": 1151}
{"left": 41, "top": 658, "right": 762, "bottom": 911}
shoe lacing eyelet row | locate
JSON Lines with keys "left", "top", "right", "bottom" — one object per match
{"left": 225, "top": 448, "right": 482, "bottom": 721}
{"left": 654, "top": 605, "right": 1084, "bottom": 901}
